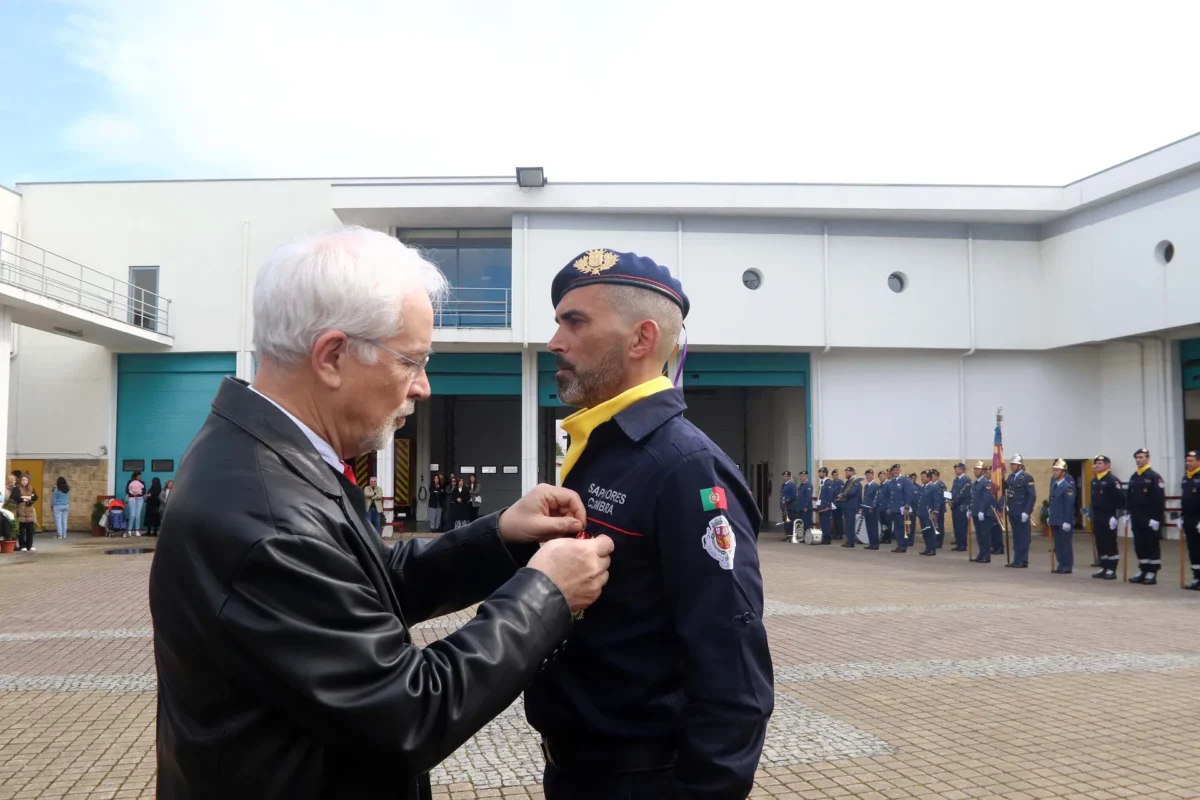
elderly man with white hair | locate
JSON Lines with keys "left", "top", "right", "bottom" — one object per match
{"left": 149, "top": 227, "right": 613, "bottom": 800}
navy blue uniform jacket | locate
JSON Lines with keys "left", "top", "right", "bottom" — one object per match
{"left": 523, "top": 389, "right": 774, "bottom": 797}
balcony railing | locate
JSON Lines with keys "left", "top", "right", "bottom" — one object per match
{"left": 0, "top": 233, "right": 171, "bottom": 336}
{"left": 435, "top": 287, "right": 511, "bottom": 328}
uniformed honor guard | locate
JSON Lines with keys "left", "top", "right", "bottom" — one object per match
{"left": 950, "top": 462, "right": 972, "bottom": 551}
{"left": 877, "top": 471, "right": 893, "bottom": 544}
{"left": 796, "top": 470, "right": 814, "bottom": 536}
{"left": 1005, "top": 454, "right": 1036, "bottom": 568}
{"left": 1182, "top": 450, "right": 1200, "bottom": 591}
{"left": 816, "top": 468, "right": 836, "bottom": 545}
{"left": 917, "top": 471, "right": 938, "bottom": 556}
{"left": 861, "top": 469, "right": 880, "bottom": 550}
{"left": 528, "top": 248, "right": 773, "bottom": 798}
{"left": 1089, "top": 455, "right": 1125, "bottom": 580}
{"left": 929, "top": 468, "right": 946, "bottom": 548}
{"left": 971, "top": 461, "right": 999, "bottom": 563}
{"left": 839, "top": 467, "right": 862, "bottom": 548}
{"left": 1126, "top": 448, "right": 1166, "bottom": 585}
{"left": 1048, "top": 459, "right": 1077, "bottom": 574}
{"left": 887, "top": 465, "right": 914, "bottom": 553}
{"left": 828, "top": 468, "right": 846, "bottom": 541}
{"left": 780, "top": 470, "right": 800, "bottom": 542}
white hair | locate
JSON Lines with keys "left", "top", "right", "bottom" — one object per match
{"left": 253, "top": 226, "right": 448, "bottom": 365}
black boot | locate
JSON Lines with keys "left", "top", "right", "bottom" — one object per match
{"left": 1129, "top": 572, "right": 1146, "bottom": 584}
{"left": 1144, "top": 572, "right": 1158, "bottom": 586}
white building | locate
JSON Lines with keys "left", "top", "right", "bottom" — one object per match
{"left": 3, "top": 135, "right": 1199, "bottom": 532}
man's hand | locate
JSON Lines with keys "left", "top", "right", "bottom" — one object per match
{"left": 1109, "top": 517, "right": 1118, "bottom": 530}
{"left": 1021, "top": 512, "right": 1029, "bottom": 523}
{"left": 978, "top": 512, "right": 985, "bottom": 521}
{"left": 528, "top": 536, "right": 613, "bottom": 613}
{"left": 497, "top": 483, "right": 586, "bottom": 544}
{"left": 1150, "top": 519, "right": 1160, "bottom": 532}
{"left": 1062, "top": 523, "right": 1072, "bottom": 533}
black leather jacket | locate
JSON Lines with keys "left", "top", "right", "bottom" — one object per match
{"left": 149, "top": 378, "right": 572, "bottom": 799}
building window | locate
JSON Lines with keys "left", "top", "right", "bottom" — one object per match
{"left": 129, "top": 266, "right": 159, "bottom": 331}
{"left": 887, "top": 271, "right": 907, "bottom": 293}
{"left": 397, "top": 229, "right": 512, "bottom": 327}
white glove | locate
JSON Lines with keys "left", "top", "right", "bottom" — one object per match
{"left": 1150, "top": 519, "right": 1160, "bottom": 532}
{"left": 1062, "top": 523, "right": 1072, "bottom": 532}
{"left": 1195, "top": 521, "right": 1200, "bottom": 533}
{"left": 1021, "top": 513, "right": 1029, "bottom": 523}
{"left": 977, "top": 512, "right": 984, "bottom": 521}
{"left": 1109, "top": 517, "right": 1117, "bottom": 530}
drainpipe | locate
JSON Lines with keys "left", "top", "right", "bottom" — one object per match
{"left": 1160, "top": 336, "right": 1174, "bottom": 485}
{"left": 521, "top": 214, "right": 530, "bottom": 349}
{"left": 1137, "top": 339, "right": 1149, "bottom": 448}
{"left": 816, "top": 223, "right": 830, "bottom": 468}
{"left": 959, "top": 227, "right": 977, "bottom": 461}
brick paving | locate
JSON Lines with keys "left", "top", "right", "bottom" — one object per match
{"left": 2, "top": 532, "right": 1199, "bottom": 799}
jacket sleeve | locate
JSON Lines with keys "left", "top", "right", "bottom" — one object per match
{"left": 216, "top": 532, "right": 571, "bottom": 774}
{"left": 384, "top": 511, "right": 538, "bottom": 624}
{"left": 1025, "top": 476, "right": 1037, "bottom": 516}
{"left": 654, "top": 453, "right": 773, "bottom": 799}
{"left": 1153, "top": 473, "right": 1166, "bottom": 517}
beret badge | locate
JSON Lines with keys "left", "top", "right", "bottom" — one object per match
{"left": 573, "top": 249, "right": 620, "bottom": 276}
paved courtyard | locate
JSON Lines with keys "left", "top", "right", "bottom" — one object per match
{"left": 2, "top": 531, "right": 1199, "bottom": 799}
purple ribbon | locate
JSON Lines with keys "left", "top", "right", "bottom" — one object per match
{"left": 672, "top": 327, "right": 689, "bottom": 388}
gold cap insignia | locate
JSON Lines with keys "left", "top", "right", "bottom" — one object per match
{"left": 573, "top": 249, "right": 620, "bottom": 276}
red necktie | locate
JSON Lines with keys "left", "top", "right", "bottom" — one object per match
{"left": 342, "top": 462, "right": 357, "bottom": 486}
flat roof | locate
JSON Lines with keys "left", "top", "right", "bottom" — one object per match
{"left": 17, "top": 132, "right": 1200, "bottom": 225}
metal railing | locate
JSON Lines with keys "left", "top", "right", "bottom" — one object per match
{"left": 434, "top": 287, "right": 511, "bottom": 328}
{"left": 0, "top": 232, "right": 171, "bottom": 336}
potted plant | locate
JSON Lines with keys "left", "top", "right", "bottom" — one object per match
{"left": 92, "top": 498, "right": 109, "bottom": 536}
{"left": 1, "top": 508, "right": 16, "bottom": 554}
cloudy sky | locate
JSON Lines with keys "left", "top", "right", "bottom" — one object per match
{"left": 2, "top": 0, "right": 1198, "bottom": 188}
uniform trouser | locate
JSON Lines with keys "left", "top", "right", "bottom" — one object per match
{"left": 544, "top": 763, "right": 670, "bottom": 799}
{"left": 879, "top": 510, "right": 892, "bottom": 541}
{"left": 991, "top": 518, "right": 1006, "bottom": 553}
{"left": 1130, "top": 513, "right": 1162, "bottom": 574}
{"left": 799, "top": 508, "right": 813, "bottom": 531}
{"left": 933, "top": 510, "right": 944, "bottom": 547}
{"left": 975, "top": 516, "right": 994, "bottom": 559}
{"left": 864, "top": 510, "right": 879, "bottom": 547}
{"left": 1184, "top": 515, "right": 1200, "bottom": 580}
{"left": 831, "top": 508, "right": 845, "bottom": 540}
{"left": 1010, "top": 515, "right": 1031, "bottom": 564}
{"left": 919, "top": 512, "right": 936, "bottom": 551}
{"left": 843, "top": 507, "right": 858, "bottom": 545}
{"left": 952, "top": 509, "right": 969, "bottom": 548}
{"left": 1093, "top": 511, "right": 1120, "bottom": 571}
{"left": 818, "top": 511, "right": 832, "bottom": 543}
{"left": 1052, "top": 527, "right": 1074, "bottom": 571}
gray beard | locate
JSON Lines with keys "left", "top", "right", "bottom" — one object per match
{"left": 557, "top": 342, "right": 626, "bottom": 408}
{"left": 361, "top": 400, "right": 415, "bottom": 454}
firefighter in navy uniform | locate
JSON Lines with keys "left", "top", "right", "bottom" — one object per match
{"left": 887, "top": 465, "right": 914, "bottom": 553}
{"left": 876, "top": 471, "right": 893, "bottom": 545}
{"left": 970, "top": 461, "right": 999, "bottom": 563}
{"left": 839, "top": 467, "right": 862, "bottom": 548}
{"left": 527, "top": 249, "right": 773, "bottom": 799}
{"left": 1127, "top": 448, "right": 1166, "bottom": 585}
{"left": 796, "top": 471, "right": 814, "bottom": 536}
{"left": 1005, "top": 455, "right": 1036, "bottom": 568}
{"left": 861, "top": 469, "right": 881, "bottom": 550}
{"left": 1182, "top": 450, "right": 1200, "bottom": 591}
{"left": 828, "top": 469, "right": 846, "bottom": 541}
{"left": 1090, "top": 455, "right": 1126, "bottom": 580}
{"left": 950, "top": 462, "right": 972, "bottom": 552}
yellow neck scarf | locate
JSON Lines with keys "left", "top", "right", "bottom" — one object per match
{"left": 1187, "top": 467, "right": 1200, "bottom": 479}
{"left": 559, "top": 376, "right": 673, "bottom": 484}
{"left": 1095, "top": 470, "right": 1109, "bottom": 480}
{"left": 1137, "top": 464, "right": 1152, "bottom": 475}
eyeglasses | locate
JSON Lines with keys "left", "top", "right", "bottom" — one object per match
{"left": 352, "top": 337, "right": 431, "bottom": 373}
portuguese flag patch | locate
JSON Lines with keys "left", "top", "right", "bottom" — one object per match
{"left": 700, "top": 487, "right": 728, "bottom": 511}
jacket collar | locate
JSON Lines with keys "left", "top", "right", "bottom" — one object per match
{"left": 210, "top": 377, "right": 342, "bottom": 498}
{"left": 612, "top": 387, "right": 687, "bottom": 442}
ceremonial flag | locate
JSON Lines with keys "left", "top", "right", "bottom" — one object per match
{"left": 991, "top": 417, "right": 1005, "bottom": 508}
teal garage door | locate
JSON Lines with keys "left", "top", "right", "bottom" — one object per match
{"left": 116, "top": 353, "right": 236, "bottom": 490}
{"left": 429, "top": 353, "right": 520, "bottom": 395}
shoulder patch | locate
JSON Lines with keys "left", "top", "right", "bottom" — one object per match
{"left": 1158, "top": 479, "right": 1165, "bottom": 489}
{"left": 702, "top": 515, "right": 736, "bottom": 571}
